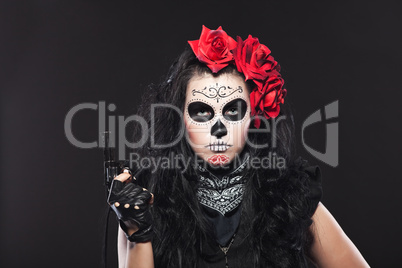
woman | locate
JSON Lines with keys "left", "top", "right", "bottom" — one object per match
{"left": 107, "top": 26, "right": 369, "bottom": 267}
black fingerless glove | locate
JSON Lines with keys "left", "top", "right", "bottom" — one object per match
{"left": 107, "top": 180, "right": 153, "bottom": 243}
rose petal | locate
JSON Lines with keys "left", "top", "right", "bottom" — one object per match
{"left": 254, "top": 116, "right": 261, "bottom": 129}
{"left": 188, "top": 40, "right": 199, "bottom": 54}
{"left": 266, "top": 105, "right": 280, "bottom": 118}
{"left": 207, "top": 62, "right": 230, "bottom": 73}
{"left": 263, "top": 90, "right": 277, "bottom": 108}
{"left": 249, "top": 90, "right": 258, "bottom": 115}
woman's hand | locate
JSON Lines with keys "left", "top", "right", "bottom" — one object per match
{"left": 107, "top": 170, "right": 154, "bottom": 243}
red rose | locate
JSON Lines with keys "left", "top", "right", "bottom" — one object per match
{"left": 188, "top": 25, "right": 237, "bottom": 73}
{"left": 250, "top": 74, "right": 286, "bottom": 128}
{"left": 189, "top": 27, "right": 287, "bottom": 129}
{"left": 234, "top": 35, "right": 279, "bottom": 86}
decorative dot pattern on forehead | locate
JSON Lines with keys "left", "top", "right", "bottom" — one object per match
{"left": 191, "top": 83, "right": 243, "bottom": 103}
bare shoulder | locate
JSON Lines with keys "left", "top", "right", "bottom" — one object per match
{"left": 308, "top": 202, "right": 370, "bottom": 268}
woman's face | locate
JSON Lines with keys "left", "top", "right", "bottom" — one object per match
{"left": 184, "top": 72, "right": 251, "bottom": 166}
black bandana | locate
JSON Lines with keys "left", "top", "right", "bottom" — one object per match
{"left": 196, "top": 156, "right": 249, "bottom": 216}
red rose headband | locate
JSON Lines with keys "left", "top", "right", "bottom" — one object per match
{"left": 188, "top": 25, "right": 287, "bottom": 128}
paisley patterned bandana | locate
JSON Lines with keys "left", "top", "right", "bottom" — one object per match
{"left": 196, "top": 156, "right": 249, "bottom": 216}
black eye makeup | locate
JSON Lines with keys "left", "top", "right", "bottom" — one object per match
{"left": 187, "top": 102, "right": 215, "bottom": 122}
{"left": 222, "top": 98, "right": 247, "bottom": 121}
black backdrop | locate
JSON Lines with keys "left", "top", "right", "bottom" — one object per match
{"left": 1, "top": 0, "right": 401, "bottom": 267}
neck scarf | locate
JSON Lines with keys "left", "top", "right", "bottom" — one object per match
{"left": 196, "top": 156, "right": 249, "bottom": 216}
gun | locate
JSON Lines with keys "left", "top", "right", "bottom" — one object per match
{"left": 102, "top": 131, "right": 128, "bottom": 191}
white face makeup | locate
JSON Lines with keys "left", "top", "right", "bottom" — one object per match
{"left": 184, "top": 73, "right": 251, "bottom": 166}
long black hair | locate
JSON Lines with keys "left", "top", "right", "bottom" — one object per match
{"left": 132, "top": 48, "right": 318, "bottom": 267}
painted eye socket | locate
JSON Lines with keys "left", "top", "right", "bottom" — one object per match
{"left": 223, "top": 99, "right": 247, "bottom": 121}
{"left": 188, "top": 102, "right": 215, "bottom": 122}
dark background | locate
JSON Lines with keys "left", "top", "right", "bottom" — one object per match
{"left": 1, "top": 0, "right": 401, "bottom": 267}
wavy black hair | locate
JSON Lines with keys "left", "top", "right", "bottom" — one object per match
{"left": 131, "top": 48, "right": 319, "bottom": 267}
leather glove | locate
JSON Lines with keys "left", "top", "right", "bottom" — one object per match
{"left": 107, "top": 177, "right": 153, "bottom": 243}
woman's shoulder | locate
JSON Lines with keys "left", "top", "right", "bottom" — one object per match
{"left": 309, "top": 203, "right": 370, "bottom": 267}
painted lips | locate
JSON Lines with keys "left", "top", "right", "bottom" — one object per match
{"left": 207, "top": 154, "right": 230, "bottom": 165}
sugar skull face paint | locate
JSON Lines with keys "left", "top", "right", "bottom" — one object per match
{"left": 184, "top": 73, "right": 251, "bottom": 166}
